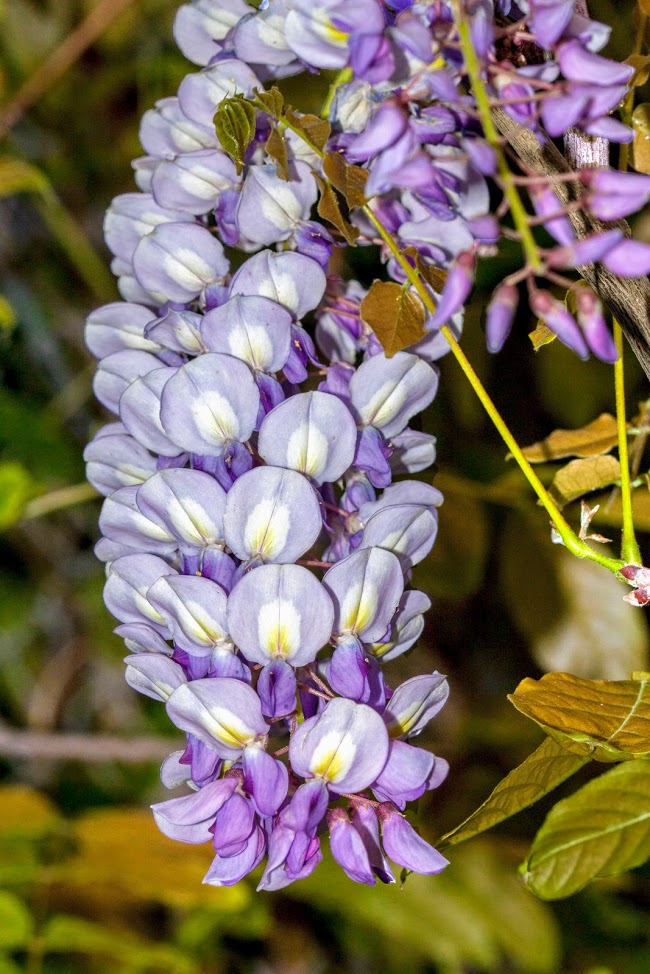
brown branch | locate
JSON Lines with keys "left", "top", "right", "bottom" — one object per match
{"left": 0, "top": 728, "right": 178, "bottom": 762}
{"left": 0, "top": 0, "right": 139, "bottom": 141}
{"left": 493, "top": 106, "right": 650, "bottom": 381}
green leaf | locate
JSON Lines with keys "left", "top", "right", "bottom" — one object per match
{"left": 265, "top": 127, "right": 290, "bottom": 180}
{"left": 0, "top": 296, "right": 16, "bottom": 331}
{"left": 214, "top": 97, "right": 256, "bottom": 174}
{"left": 0, "top": 157, "right": 49, "bottom": 198}
{"left": 42, "top": 915, "right": 198, "bottom": 972}
{"left": 509, "top": 672, "right": 650, "bottom": 761}
{"left": 521, "top": 759, "right": 650, "bottom": 899}
{"left": 0, "top": 892, "right": 33, "bottom": 949}
{"left": 322, "top": 151, "right": 368, "bottom": 207}
{"left": 0, "top": 462, "right": 35, "bottom": 530}
{"left": 360, "top": 280, "right": 427, "bottom": 357}
{"left": 549, "top": 454, "right": 621, "bottom": 507}
{"left": 0, "top": 956, "right": 22, "bottom": 974}
{"left": 520, "top": 413, "right": 620, "bottom": 463}
{"left": 314, "top": 173, "right": 359, "bottom": 245}
{"left": 439, "top": 737, "right": 590, "bottom": 849}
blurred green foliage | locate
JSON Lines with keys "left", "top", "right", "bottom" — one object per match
{"left": 1, "top": 0, "right": 650, "bottom": 972}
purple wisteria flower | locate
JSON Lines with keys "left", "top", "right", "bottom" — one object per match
{"left": 86, "top": 0, "right": 645, "bottom": 895}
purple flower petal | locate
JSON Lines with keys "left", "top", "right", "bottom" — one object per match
{"left": 228, "top": 563, "right": 334, "bottom": 666}
{"left": 378, "top": 803, "right": 448, "bottom": 874}
{"left": 383, "top": 672, "right": 449, "bottom": 738}
{"left": 323, "top": 546, "right": 404, "bottom": 642}
{"left": 166, "top": 677, "right": 270, "bottom": 758}
{"left": 289, "top": 697, "right": 390, "bottom": 794}
{"left": 201, "top": 295, "right": 292, "bottom": 373}
{"left": 160, "top": 353, "right": 259, "bottom": 456}
{"left": 124, "top": 653, "right": 187, "bottom": 702}
{"left": 152, "top": 776, "right": 238, "bottom": 844}
{"left": 242, "top": 746, "right": 289, "bottom": 817}
{"left": 223, "top": 465, "right": 322, "bottom": 564}
{"left": 258, "top": 391, "right": 358, "bottom": 485}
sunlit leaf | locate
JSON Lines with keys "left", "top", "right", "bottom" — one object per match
{"left": 0, "top": 462, "right": 36, "bottom": 531}
{"left": 57, "top": 807, "right": 249, "bottom": 911}
{"left": 360, "top": 280, "right": 427, "bottom": 357}
{"left": 0, "top": 296, "right": 16, "bottom": 331}
{"left": 315, "top": 172, "right": 359, "bottom": 245}
{"left": 0, "top": 893, "right": 32, "bottom": 949}
{"left": 285, "top": 107, "right": 331, "bottom": 152}
{"left": 625, "top": 52, "right": 650, "bottom": 86}
{"left": 529, "top": 320, "right": 557, "bottom": 350}
{"left": 438, "top": 737, "right": 589, "bottom": 849}
{"left": 214, "top": 98, "right": 256, "bottom": 175}
{"left": 509, "top": 672, "right": 650, "bottom": 761}
{"left": 0, "top": 785, "right": 60, "bottom": 837}
{"left": 521, "top": 759, "right": 650, "bottom": 899}
{"left": 549, "top": 455, "right": 621, "bottom": 507}
{"left": 322, "top": 151, "right": 368, "bottom": 207}
{"left": 632, "top": 102, "right": 650, "bottom": 174}
{"left": 521, "top": 414, "right": 619, "bottom": 463}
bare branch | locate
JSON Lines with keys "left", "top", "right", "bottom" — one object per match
{"left": 493, "top": 106, "right": 650, "bottom": 381}
{"left": 0, "top": 728, "right": 178, "bottom": 763}
{"left": 0, "top": 0, "right": 139, "bottom": 140}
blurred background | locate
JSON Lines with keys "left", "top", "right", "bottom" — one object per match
{"left": 1, "top": 1, "right": 649, "bottom": 971}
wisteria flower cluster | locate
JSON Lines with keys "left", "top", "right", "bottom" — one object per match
{"left": 86, "top": 0, "right": 648, "bottom": 891}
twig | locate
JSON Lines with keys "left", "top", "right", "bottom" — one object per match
{"left": 0, "top": 0, "right": 139, "bottom": 140}
{"left": 0, "top": 728, "right": 177, "bottom": 762}
{"left": 492, "top": 106, "right": 650, "bottom": 381}
{"left": 23, "top": 483, "right": 99, "bottom": 521}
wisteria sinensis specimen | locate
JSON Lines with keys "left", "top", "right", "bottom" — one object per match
{"left": 86, "top": 0, "right": 650, "bottom": 893}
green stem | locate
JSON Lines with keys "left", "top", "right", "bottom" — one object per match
{"left": 610, "top": 6, "right": 645, "bottom": 562}
{"left": 23, "top": 482, "right": 99, "bottom": 520}
{"left": 365, "top": 207, "right": 622, "bottom": 573}
{"left": 452, "top": 0, "right": 542, "bottom": 272}
{"left": 614, "top": 320, "right": 642, "bottom": 564}
{"left": 320, "top": 68, "right": 353, "bottom": 120}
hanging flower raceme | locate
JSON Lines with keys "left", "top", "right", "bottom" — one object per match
{"left": 86, "top": 0, "right": 645, "bottom": 893}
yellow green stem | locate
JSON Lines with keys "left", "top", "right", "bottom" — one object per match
{"left": 452, "top": 0, "right": 542, "bottom": 272}
{"left": 366, "top": 208, "right": 623, "bottom": 573}
{"left": 321, "top": 68, "right": 353, "bottom": 120}
{"left": 614, "top": 321, "right": 642, "bottom": 564}
{"left": 609, "top": 7, "right": 645, "bottom": 563}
